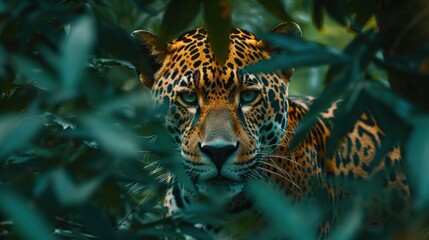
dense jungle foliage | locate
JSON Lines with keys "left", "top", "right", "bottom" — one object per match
{"left": 0, "top": 0, "right": 428, "bottom": 239}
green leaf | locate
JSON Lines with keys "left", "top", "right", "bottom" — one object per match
{"left": 59, "top": 15, "right": 95, "bottom": 92}
{"left": 246, "top": 35, "right": 348, "bottom": 73}
{"left": 51, "top": 168, "right": 105, "bottom": 206}
{"left": 361, "top": 81, "right": 417, "bottom": 171}
{"left": 137, "top": 225, "right": 177, "bottom": 238}
{"left": 127, "top": 0, "right": 158, "bottom": 14}
{"left": 43, "top": 112, "right": 75, "bottom": 130}
{"left": 179, "top": 223, "right": 211, "bottom": 240}
{"left": 347, "top": 0, "right": 375, "bottom": 28}
{"left": 365, "top": 95, "right": 408, "bottom": 168}
{"left": 255, "top": 0, "right": 292, "bottom": 21}
{"left": 97, "top": 21, "right": 151, "bottom": 76}
{"left": 77, "top": 204, "right": 115, "bottom": 239}
{"left": 324, "top": 0, "right": 347, "bottom": 26}
{"left": 324, "top": 30, "right": 377, "bottom": 84}
{"left": 330, "top": 203, "right": 363, "bottom": 240}
{"left": 265, "top": 34, "right": 329, "bottom": 53}
{"left": 384, "top": 45, "right": 429, "bottom": 75}
{"left": 203, "top": 0, "right": 232, "bottom": 64}
{"left": 0, "top": 113, "right": 42, "bottom": 158}
{"left": 405, "top": 116, "right": 429, "bottom": 208}
{"left": 80, "top": 114, "right": 140, "bottom": 157}
{"left": 325, "top": 83, "right": 367, "bottom": 158}
{"left": 354, "top": 8, "right": 373, "bottom": 30}
{"left": 246, "top": 181, "right": 319, "bottom": 239}
{"left": 181, "top": 196, "right": 227, "bottom": 226}
{"left": 13, "top": 57, "right": 57, "bottom": 91}
{"left": 89, "top": 58, "right": 136, "bottom": 70}
{"left": 312, "top": 0, "right": 325, "bottom": 30}
{"left": 53, "top": 229, "right": 97, "bottom": 239}
{"left": 0, "top": 1, "right": 8, "bottom": 14}
{"left": 291, "top": 67, "right": 354, "bottom": 149}
{"left": 97, "top": 91, "right": 152, "bottom": 116}
{"left": 247, "top": 50, "right": 347, "bottom": 73}
{"left": 150, "top": 134, "right": 194, "bottom": 190}
{"left": 0, "top": 189, "right": 55, "bottom": 240}
{"left": 364, "top": 81, "right": 418, "bottom": 123}
{"left": 160, "top": 0, "right": 201, "bottom": 41}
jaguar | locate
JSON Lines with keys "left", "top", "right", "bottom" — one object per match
{"left": 132, "top": 22, "right": 410, "bottom": 238}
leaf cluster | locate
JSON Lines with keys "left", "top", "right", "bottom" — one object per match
{"left": 1, "top": 0, "right": 429, "bottom": 239}
{"left": 0, "top": 1, "right": 219, "bottom": 239}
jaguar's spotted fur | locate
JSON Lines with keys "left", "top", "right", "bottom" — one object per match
{"left": 132, "top": 22, "right": 410, "bottom": 238}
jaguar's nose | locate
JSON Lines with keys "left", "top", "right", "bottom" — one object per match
{"left": 199, "top": 141, "right": 239, "bottom": 172}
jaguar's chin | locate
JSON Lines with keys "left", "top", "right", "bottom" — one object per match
{"left": 196, "top": 176, "right": 245, "bottom": 198}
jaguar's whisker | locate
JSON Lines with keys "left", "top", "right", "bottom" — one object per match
{"left": 256, "top": 166, "right": 301, "bottom": 190}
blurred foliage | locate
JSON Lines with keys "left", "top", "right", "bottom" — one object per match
{"left": 0, "top": 0, "right": 428, "bottom": 239}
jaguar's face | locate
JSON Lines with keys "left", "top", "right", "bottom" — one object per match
{"left": 133, "top": 23, "right": 300, "bottom": 197}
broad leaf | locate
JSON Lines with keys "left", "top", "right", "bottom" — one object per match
{"left": 160, "top": 0, "right": 201, "bottom": 41}
{"left": 365, "top": 84, "right": 410, "bottom": 167}
{"left": 324, "top": 0, "right": 347, "bottom": 26}
{"left": 203, "top": 0, "right": 232, "bottom": 64}
{"left": 312, "top": 0, "right": 325, "bottom": 29}
{"left": 13, "top": 57, "right": 57, "bottom": 91}
{"left": 59, "top": 15, "right": 95, "bottom": 92}
{"left": 347, "top": 0, "right": 375, "bottom": 29}
{"left": 80, "top": 114, "right": 140, "bottom": 157}
{"left": 97, "top": 91, "right": 152, "bottom": 116}
{"left": 97, "top": 21, "right": 151, "bottom": 76}
{"left": 77, "top": 204, "right": 115, "bottom": 239}
{"left": 406, "top": 117, "right": 429, "bottom": 208}
{"left": 330, "top": 203, "right": 363, "bottom": 240}
{"left": 51, "top": 168, "right": 105, "bottom": 206}
{"left": 246, "top": 181, "right": 319, "bottom": 239}
{"left": 325, "top": 83, "right": 368, "bottom": 158}
{"left": 246, "top": 35, "right": 348, "bottom": 73}
{"left": 179, "top": 223, "right": 212, "bottom": 240}
{"left": 0, "top": 1, "right": 8, "bottom": 14}
{"left": 0, "top": 113, "right": 42, "bottom": 158}
{"left": 0, "top": 190, "right": 55, "bottom": 240}
{"left": 290, "top": 65, "right": 354, "bottom": 149}
{"left": 256, "top": 0, "right": 292, "bottom": 21}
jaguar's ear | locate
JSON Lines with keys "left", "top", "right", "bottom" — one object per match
{"left": 269, "top": 22, "right": 302, "bottom": 80}
{"left": 131, "top": 30, "right": 169, "bottom": 89}
{"left": 270, "top": 22, "right": 302, "bottom": 38}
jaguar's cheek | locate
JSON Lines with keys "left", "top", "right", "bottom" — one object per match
{"left": 231, "top": 126, "right": 257, "bottom": 163}
{"left": 180, "top": 128, "right": 204, "bottom": 162}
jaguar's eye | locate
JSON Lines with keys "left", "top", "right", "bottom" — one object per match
{"left": 240, "top": 90, "right": 260, "bottom": 105}
{"left": 178, "top": 91, "right": 198, "bottom": 106}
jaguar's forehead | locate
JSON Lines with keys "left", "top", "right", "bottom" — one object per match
{"left": 164, "top": 26, "right": 269, "bottom": 72}
{"left": 156, "top": 26, "right": 273, "bottom": 99}
{"left": 172, "top": 26, "right": 259, "bottom": 45}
